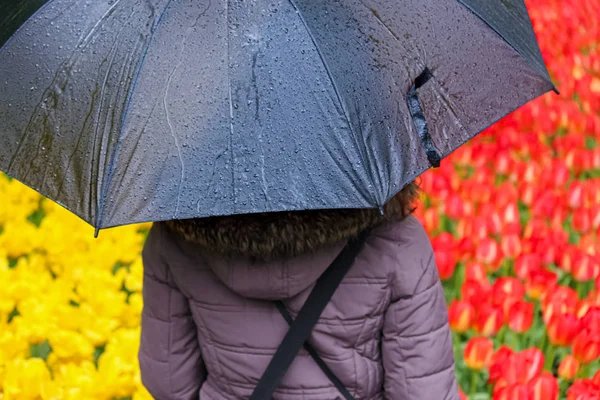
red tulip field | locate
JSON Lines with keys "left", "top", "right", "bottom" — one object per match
{"left": 412, "top": 0, "right": 600, "bottom": 398}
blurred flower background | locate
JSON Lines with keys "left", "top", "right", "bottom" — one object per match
{"left": 0, "top": 0, "right": 599, "bottom": 398}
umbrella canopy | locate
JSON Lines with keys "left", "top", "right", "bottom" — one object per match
{"left": 0, "top": 0, "right": 556, "bottom": 232}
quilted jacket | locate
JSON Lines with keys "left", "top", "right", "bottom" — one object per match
{"left": 139, "top": 185, "right": 459, "bottom": 399}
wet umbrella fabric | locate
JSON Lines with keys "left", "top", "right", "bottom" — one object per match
{"left": 0, "top": 0, "right": 555, "bottom": 232}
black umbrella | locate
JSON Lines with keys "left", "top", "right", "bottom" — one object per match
{"left": 0, "top": 0, "right": 556, "bottom": 234}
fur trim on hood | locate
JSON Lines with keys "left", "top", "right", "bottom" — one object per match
{"left": 165, "top": 182, "right": 420, "bottom": 261}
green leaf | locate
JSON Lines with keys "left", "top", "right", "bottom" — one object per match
{"left": 8, "top": 257, "right": 19, "bottom": 268}
{"left": 26, "top": 206, "right": 46, "bottom": 227}
{"left": 568, "top": 230, "right": 581, "bottom": 245}
{"left": 30, "top": 340, "right": 52, "bottom": 361}
{"left": 517, "top": 201, "right": 531, "bottom": 226}
{"left": 69, "top": 299, "right": 80, "bottom": 307}
{"left": 585, "top": 136, "right": 597, "bottom": 150}
{"left": 7, "top": 307, "right": 20, "bottom": 323}
{"left": 94, "top": 344, "right": 106, "bottom": 368}
{"left": 112, "top": 262, "right": 130, "bottom": 275}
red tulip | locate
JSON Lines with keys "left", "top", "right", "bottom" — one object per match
{"left": 522, "top": 163, "right": 541, "bottom": 184}
{"left": 472, "top": 216, "right": 490, "bottom": 242}
{"left": 457, "top": 237, "right": 475, "bottom": 260}
{"left": 487, "top": 210, "right": 504, "bottom": 235}
{"left": 559, "top": 246, "right": 578, "bottom": 273}
{"left": 493, "top": 277, "right": 526, "bottom": 299}
{"left": 519, "top": 182, "right": 540, "bottom": 207}
{"left": 502, "top": 202, "right": 521, "bottom": 226}
{"left": 580, "top": 234, "right": 599, "bottom": 257}
{"left": 495, "top": 293, "right": 520, "bottom": 324}
{"left": 550, "top": 159, "right": 571, "bottom": 188}
{"left": 592, "top": 205, "right": 600, "bottom": 231}
{"left": 500, "top": 234, "right": 522, "bottom": 259}
{"left": 581, "top": 306, "right": 600, "bottom": 332}
{"left": 594, "top": 369, "right": 600, "bottom": 386}
{"left": 474, "top": 303, "right": 504, "bottom": 337}
{"left": 525, "top": 268, "right": 557, "bottom": 300}
{"left": 572, "top": 252, "right": 600, "bottom": 282}
{"left": 572, "top": 208, "right": 592, "bottom": 234}
{"left": 520, "top": 348, "right": 545, "bottom": 383}
{"left": 422, "top": 208, "right": 440, "bottom": 233}
{"left": 523, "top": 218, "right": 548, "bottom": 240}
{"left": 489, "top": 346, "right": 514, "bottom": 384}
{"left": 494, "top": 182, "right": 519, "bottom": 208}
{"left": 456, "top": 219, "right": 473, "bottom": 239}
{"left": 476, "top": 238, "right": 501, "bottom": 269}
{"left": 573, "top": 329, "right": 600, "bottom": 364}
{"left": 465, "top": 261, "right": 487, "bottom": 283}
{"left": 529, "top": 372, "right": 559, "bottom": 400}
{"left": 448, "top": 300, "right": 475, "bottom": 333}
{"left": 509, "top": 300, "right": 535, "bottom": 333}
{"left": 567, "top": 379, "right": 600, "bottom": 400}
{"left": 459, "top": 387, "right": 468, "bottom": 400}
{"left": 542, "top": 286, "right": 579, "bottom": 322}
{"left": 558, "top": 355, "right": 580, "bottom": 381}
{"left": 464, "top": 337, "right": 494, "bottom": 370}
{"left": 515, "top": 254, "right": 542, "bottom": 280}
{"left": 461, "top": 279, "right": 492, "bottom": 305}
{"left": 568, "top": 181, "right": 585, "bottom": 209}
{"left": 547, "top": 313, "right": 581, "bottom": 346}
{"left": 435, "top": 249, "right": 457, "bottom": 280}
{"left": 444, "top": 193, "right": 465, "bottom": 219}
{"left": 493, "top": 383, "right": 531, "bottom": 400}
{"left": 434, "top": 232, "right": 455, "bottom": 250}
{"left": 577, "top": 300, "right": 594, "bottom": 319}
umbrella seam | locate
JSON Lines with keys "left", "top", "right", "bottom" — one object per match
{"left": 287, "top": 0, "right": 378, "bottom": 207}
{"left": 227, "top": 0, "right": 237, "bottom": 214}
{"left": 0, "top": 0, "right": 52, "bottom": 50}
{"left": 455, "top": 0, "right": 556, "bottom": 90}
{"left": 95, "top": 0, "right": 174, "bottom": 232}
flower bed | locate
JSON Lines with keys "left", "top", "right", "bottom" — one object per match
{"left": 0, "top": 0, "right": 599, "bottom": 398}
{"left": 411, "top": 0, "right": 600, "bottom": 398}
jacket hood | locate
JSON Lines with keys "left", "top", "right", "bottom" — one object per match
{"left": 190, "top": 241, "right": 347, "bottom": 300}
{"left": 166, "top": 182, "right": 419, "bottom": 261}
{"left": 163, "top": 182, "right": 419, "bottom": 300}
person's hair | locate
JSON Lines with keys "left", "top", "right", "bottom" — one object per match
{"left": 166, "top": 181, "right": 420, "bottom": 261}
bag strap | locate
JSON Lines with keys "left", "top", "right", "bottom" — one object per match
{"left": 274, "top": 301, "right": 356, "bottom": 400}
{"left": 249, "top": 231, "right": 369, "bottom": 400}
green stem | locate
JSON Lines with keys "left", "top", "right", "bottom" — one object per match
{"left": 544, "top": 345, "right": 558, "bottom": 372}
{"left": 470, "top": 371, "right": 478, "bottom": 395}
{"left": 511, "top": 331, "right": 521, "bottom": 352}
{"left": 576, "top": 282, "right": 585, "bottom": 300}
{"left": 540, "top": 331, "right": 548, "bottom": 354}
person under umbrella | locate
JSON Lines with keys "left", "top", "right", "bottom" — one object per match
{"left": 140, "top": 181, "right": 456, "bottom": 399}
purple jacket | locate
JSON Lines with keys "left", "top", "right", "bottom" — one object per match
{"left": 139, "top": 214, "right": 459, "bottom": 399}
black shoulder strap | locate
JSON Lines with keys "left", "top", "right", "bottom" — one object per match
{"left": 249, "top": 231, "right": 369, "bottom": 400}
{"left": 274, "top": 301, "right": 355, "bottom": 400}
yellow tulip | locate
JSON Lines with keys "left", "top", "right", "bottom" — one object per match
{"left": 3, "top": 358, "right": 51, "bottom": 400}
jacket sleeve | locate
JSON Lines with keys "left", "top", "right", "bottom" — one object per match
{"left": 382, "top": 219, "right": 459, "bottom": 399}
{"left": 139, "top": 223, "right": 207, "bottom": 400}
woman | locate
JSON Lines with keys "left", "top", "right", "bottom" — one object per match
{"left": 139, "top": 182, "right": 459, "bottom": 399}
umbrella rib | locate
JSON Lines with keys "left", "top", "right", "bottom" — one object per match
{"left": 95, "top": 0, "right": 174, "bottom": 231}
{"left": 455, "top": 0, "right": 557, "bottom": 92}
{"left": 287, "top": 0, "right": 377, "bottom": 206}
{"left": 226, "top": 0, "right": 237, "bottom": 214}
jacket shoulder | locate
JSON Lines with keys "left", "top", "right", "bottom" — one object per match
{"left": 369, "top": 215, "right": 438, "bottom": 300}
